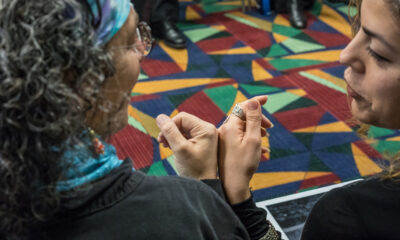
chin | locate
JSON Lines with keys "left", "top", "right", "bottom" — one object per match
{"left": 351, "top": 100, "right": 376, "bottom": 124}
{"left": 352, "top": 108, "right": 378, "bottom": 125}
{"left": 376, "top": 119, "right": 400, "bottom": 130}
{"left": 354, "top": 110, "right": 400, "bottom": 130}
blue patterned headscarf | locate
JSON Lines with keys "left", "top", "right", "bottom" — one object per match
{"left": 87, "top": 0, "right": 132, "bottom": 45}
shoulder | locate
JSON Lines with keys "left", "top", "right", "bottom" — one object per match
{"left": 301, "top": 181, "right": 364, "bottom": 240}
{"left": 305, "top": 184, "right": 355, "bottom": 225}
{"left": 132, "top": 171, "right": 243, "bottom": 220}
{"left": 124, "top": 172, "right": 249, "bottom": 239}
{"left": 135, "top": 171, "right": 221, "bottom": 196}
{"left": 313, "top": 177, "right": 396, "bottom": 207}
{"left": 131, "top": 171, "right": 234, "bottom": 213}
{"left": 43, "top": 169, "right": 248, "bottom": 240}
{"left": 302, "top": 178, "right": 400, "bottom": 240}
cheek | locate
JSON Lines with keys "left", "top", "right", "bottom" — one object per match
{"left": 368, "top": 72, "right": 400, "bottom": 127}
{"left": 369, "top": 73, "right": 400, "bottom": 108}
{"left": 108, "top": 53, "right": 140, "bottom": 134}
{"left": 128, "top": 53, "right": 141, "bottom": 87}
{"left": 117, "top": 52, "right": 141, "bottom": 90}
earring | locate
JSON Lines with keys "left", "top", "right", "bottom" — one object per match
{"left": 89, "top": 128, "right": 105, "bottom": 155}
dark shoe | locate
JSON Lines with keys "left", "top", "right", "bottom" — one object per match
{"left": 287, "top": 0, "right": 307, "bottom": 29}
{"left": 152, "top": 21, "right": 187, "bottom": 49}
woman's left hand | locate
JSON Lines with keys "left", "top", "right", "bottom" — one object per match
{"left": 156, "top": 112, "right": 218, "bottom": 180}
{"left": 218, "top": 96, "right": 272, "bottom": 204}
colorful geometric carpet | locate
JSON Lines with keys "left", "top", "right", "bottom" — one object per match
{"left": 109, "top": 0, "right": 400, "bottom": 202}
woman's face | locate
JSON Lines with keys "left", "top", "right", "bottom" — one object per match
{"left": 87, "top": 7, "right": 142, "bottom": 136}
{"left": 340, "top": 0, "right": 400, "bottom": 129}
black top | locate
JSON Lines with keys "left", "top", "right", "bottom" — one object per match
{"left": 301, "top": 177, "right": 400, "bottom": 240}
{"left": 35, "top": 158, "right": 271, "bottom": 240}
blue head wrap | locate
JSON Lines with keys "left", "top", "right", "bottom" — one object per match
{"left": 87, "top": 0, "right": 132, "bottom": 45}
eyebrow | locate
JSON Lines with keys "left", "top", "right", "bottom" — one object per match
{"left": 362, "top": 26, "right": 397, "bottom": 52}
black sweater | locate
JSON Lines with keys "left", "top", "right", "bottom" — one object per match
{"left": 301, "top": 176, "right": 400, "bottom": 240}
{"left": 36, "top": 158, "right": 271, "bottom": 240}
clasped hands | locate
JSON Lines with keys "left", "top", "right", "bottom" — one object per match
{"left": 156, "top": 96, "right": 273, "bottom": 204}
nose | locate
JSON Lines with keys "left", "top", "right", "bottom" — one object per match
{"left": 339, "top": 31, "right": 365, "bottom": 73}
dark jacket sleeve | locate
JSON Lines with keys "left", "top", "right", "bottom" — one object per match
{"left": 201, "top": 180, "right": 280, "bottom": 240}
{"left": 301, "top": 187, "right": 362, "bottom": 240}
{"left": 231, "top": 196, "right": 274, "bottom": 240}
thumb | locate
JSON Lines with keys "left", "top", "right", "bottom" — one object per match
{"left": 244, "top": 100, "right": 262, "bottom": 141}
{"left": 156, "top": 114, "right": 187, "bottom": 151}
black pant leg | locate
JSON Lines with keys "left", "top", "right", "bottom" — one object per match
{"left": 132, "top": 0, "right": 147, "bottom": 21}
{"left": 132, "top": 0, "right": 179, "bottom": 24}
{"left": 272, "top": 0, "right": 316, "bottom": 13}
{"left": 151, "top": 0, "right": 179, "bottom": 23}
{"left": 301, "top": 0, "right": 316, "bottom": 9}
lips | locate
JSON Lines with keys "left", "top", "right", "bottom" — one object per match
{"left": 343, "top": 69, "right": 364, "bottom": 100}
{"left": 346, "top": 84, "right": 363, "bottom": 100}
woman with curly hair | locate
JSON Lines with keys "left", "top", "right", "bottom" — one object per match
{"left": 0, "top": 0, "right": 278, "bottom": 239}
{"left": 302, "top": 0, "right": 400, "bottom": 239}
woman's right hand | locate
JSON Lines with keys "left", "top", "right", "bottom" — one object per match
{"left": 156, "top": 112, "right": 218, "bottom": 180}
{"left": 218, "top": 96, "right": 272, "bottom": 204}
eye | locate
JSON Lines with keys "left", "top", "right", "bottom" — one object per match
{"left": 366, "top": 46, "right": 390, "bottom": 64}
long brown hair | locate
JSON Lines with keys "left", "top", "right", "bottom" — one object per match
{"left": 348, "top": 0, "right": 400, "bottom": 180}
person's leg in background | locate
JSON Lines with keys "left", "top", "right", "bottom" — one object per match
{"left": 272, "top": 0, "right": 316, "bottom": 29}
{"left": 133, "top": 0, "right": 187, "bottom": 49}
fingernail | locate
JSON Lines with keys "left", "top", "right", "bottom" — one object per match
{"left": 262, "top": 147, "right": 271, "bottom": 153}
{"left": 156, "top": 114, "right": 169, "bottom": 126}
{"left": 248, "top": 101, "right": 258, "bottom": 110}
{"left": 265, "top": 130, "right": 270, "bottom": 137}
{"left": 269, "top": 122, "right": 274, "bottom": 128}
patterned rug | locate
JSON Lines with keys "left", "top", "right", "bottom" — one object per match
{"left": 109, "top": 0, "right": 400, "bottom": 201}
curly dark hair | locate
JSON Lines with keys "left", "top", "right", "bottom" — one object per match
{"left": 0, "top": 0, "right": 115, "bottom": 239}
